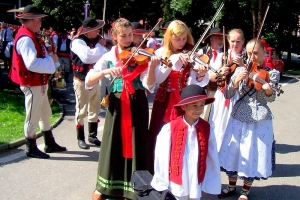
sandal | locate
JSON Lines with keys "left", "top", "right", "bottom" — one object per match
{"left": 218, "top": 187, "right": 236, "bottom": 198}
{"left": 91, "top": 191, "right": 103, "bottom": 200}
{"left": 238, "top": 194, "right": 249, "bottom": 200}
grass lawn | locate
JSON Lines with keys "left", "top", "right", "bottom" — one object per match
{"left": 0, "top": 89, "right": 61, "bottom": 145}
{"left": 285, "top": 69, "right": 300, "bottom": 75}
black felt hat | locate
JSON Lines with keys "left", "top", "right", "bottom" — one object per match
{"left": 16, "top": 5, "right": 47, "bottom": 19}
{"left": 174, "top": 85, "right": 215, "bottom": 108}
{"left": 159, "top": 21, "right": 171, "bottom": 30}
{"left": 131, "top": 21, "right": 150, "bottom": 35}
{"left": 203, "top": 27, "right": 227, "bottom": 41}
{"left": 78, "top": 17, "right": 105, "bottom": 35}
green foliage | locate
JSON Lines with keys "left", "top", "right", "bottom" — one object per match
{"left": 170, "top": 0, "right": 192, "bottom": 15}
{"left": 0, "top": 89, "right": 61, "bottom": 144}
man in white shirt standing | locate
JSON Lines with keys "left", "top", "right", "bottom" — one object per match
{"left": 9, "top": 5, "right": 67, "bottom": 159}
{"left": 71, "top": 17, "right": 107, "bottom": 149}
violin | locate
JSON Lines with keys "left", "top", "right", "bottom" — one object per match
{"left": 118, "top": 47, "right": 153, "bottom": 65}
{"left": 137, "top": 49, "right": 173, "bottom": 67}
{"left": 246, "top": 62, "right": 283, "bottom": 96}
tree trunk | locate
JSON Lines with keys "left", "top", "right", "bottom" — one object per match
{"left": 258, "top": 0, "right": 262, "bottom": 28}
{"left": 251, "top": 2, "right": 257, "bottom": 38}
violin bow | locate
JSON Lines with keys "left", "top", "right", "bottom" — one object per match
{"left": 189, "top": 2, "right": 224, "bottom": 57}
{"left": 246, "top": 3, "right": 270, "bottom": 72}
{"left": 222, "top": 26, "right": 227, "bottom": 65}
{"left": 109, "top": 18, "right": 162, "bottom": 85}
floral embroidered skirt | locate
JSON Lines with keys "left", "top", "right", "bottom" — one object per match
{"left": 219, "top": 117, "right": 275, "bottom": 180}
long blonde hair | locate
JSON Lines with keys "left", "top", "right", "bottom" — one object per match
{"left": 163, "top": 20, "right": 194, "bottom": 58}
{"left": 111, "top": 18, "right": 132, "bottom": 45}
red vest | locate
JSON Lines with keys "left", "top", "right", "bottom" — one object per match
{"left": 9, "top": 26, "right": 49, "bottom": 86}
{"left": 169, "top": 116, "right": 210, "bottom": 185}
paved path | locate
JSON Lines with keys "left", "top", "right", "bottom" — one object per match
{"left": 0, "top": 74, "right": 300, "bottom": 200}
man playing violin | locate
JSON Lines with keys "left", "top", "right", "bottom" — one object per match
{"left": 197, "top": 27, "right": 230, "bottom": 121}
{"left": 218, "top": 39, "right": 280, "bottom": 200}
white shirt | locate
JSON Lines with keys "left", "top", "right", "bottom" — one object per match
{"left": 16, "top": 36, "right": 56, "bottom": 74}
{"left": 71, "top": 38, "right": 107, "bottom": 64}
{"left": 4, "top": 41, "right": 13, "bottom": 58}
{"left": 151, "top": 117, "right": 221, "bottom": 199}
{"left": 145, "top": 47, "right": 209, "bottom": 93}
{"left": 198, "top": 48, "right": 223, "bottom": 73}
{"left": 85, "top": 45, "right": 149, "bottom": 90}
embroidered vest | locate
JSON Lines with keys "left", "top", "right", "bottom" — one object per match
{"left": 107, "top": 62, "right": 144, "bottom": 93}
{"left": 10, "top": 26, "right": 49, "bottom": 86}
{"left": 154, "top": 65, "right": 191, "bottom": 102}
{"left": 57, "top": 37, "right": 71, "bottom": 57}
{"left": 71, "top": 35, "right": 94, "bottom": 80}
{"left": 169, "top": 116, "right": 210, "bottom": 185}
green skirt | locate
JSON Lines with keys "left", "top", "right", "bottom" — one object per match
{"left": 96, "top": 89, "right": 150, "bottom": 200}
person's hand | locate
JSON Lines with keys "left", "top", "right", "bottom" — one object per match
{"left": 149, "top": 56, "right": 161, "bottom": 69}
{"left": 196, "top": 64, "right": 208, "bottom": 76}
{"left": 220, "top": 66, "right": 230, "bottom": 75}
{"left": 98, "top": 38, "right": 106, "bottom": 46}
{"left": 233, "top": 69, "right": 248, "bottom": 86}
{"left": 104, "top": 67, "right": 122, "bottom": 77}
{"left": 262, "top": 82, "right": 274, "bottom": 95}
{"left": 232, "top": 55, "right": 244, "bottom": 66}
{"left": 51, "top": 54, "right": 58, "bottom": 63}
{"left": 179, "top": 53, "right": 190, "bottom": 66}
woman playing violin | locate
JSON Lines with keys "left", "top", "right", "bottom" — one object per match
{"left": 86, "top": 18, "right": 161, "bottom": 200}
{"left": 209, "top": 28, "right": 246, "bottom": 152}
{"left": 144, "top": 20, "right": 209, "bottom": 174}
{"left": 218, "top": 39, "right": 280, "bottom": 200}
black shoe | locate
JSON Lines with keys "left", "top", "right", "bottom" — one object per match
{"left": 43, "top": 130, "right": 67, "bottom": 153}
{"left": 45, "top": 143, "right": 67, "bottom": 153}
{"left": 26, "top": 148, "right": 50, "bottom": 159}
{"left": 78, "top": 140, "right": 89, "bottom": 149}
{"left": 88, "top": 137, "right": 101, "bottom": 147}
{"left": 25, "top": 138, "right": 50, "bottom": 159}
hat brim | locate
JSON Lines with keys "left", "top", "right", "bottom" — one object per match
{"left": 7, "top": 7, "right": 24, "bottom": 13}
{"left": 174, "top": 95, "right": 215, "bottom": 109}
{"left": 203, "top": 32, "right": 227, "bottom": 42}
{"left": 133, "top": 29, "right": 150, "bottom": 35}
{"left": 16, "top": 13, "right": 48, "bottom": 19}
{"left": 80, "top": 20, "right": 105, "bottom": 35}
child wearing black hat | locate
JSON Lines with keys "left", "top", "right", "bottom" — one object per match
{"left": 151, "top": 84, "right": 221, "bottom": 200}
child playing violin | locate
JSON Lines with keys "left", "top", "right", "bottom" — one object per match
{"left": 151, "top": 84, "right": 221, "bottom": 200}
{"left": 209, "top": 28, "right": 246, "bottom": 151}
{"left": 144, "top": 20, "right": 210, "bottom": 174}
{"left": 86, "top": 18, "right": 161, "bottom": 200}
{"left": 218, "top": 39, "right": 280, "bottom": 200}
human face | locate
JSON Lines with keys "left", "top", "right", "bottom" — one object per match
{"left": 85, "top": 29, "right": 99, "bottom": 39}
{"left": 228, "top": 32, "right": 243, "bottom": 53}
{"left": 171, "top": 32, "right": 187, "bottom": 52}
{"left": 181, "top": 100, "right": 205, "bottom": 125}
{"left": 32, "top": 18, "right": 42, "bottom": 32}
{"left": 210, "top": 35, "right": 223, "bottom": 50}
{"left": 246, "top": 42, "right": 265, "bottom": 65}
{"left": 133, "top": 34, "right": 143, "bottom": 46}
{"left": 113, "top": 26, "right": 133, "bottom": 49}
